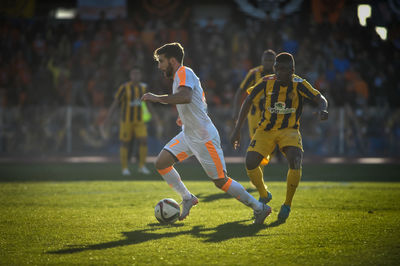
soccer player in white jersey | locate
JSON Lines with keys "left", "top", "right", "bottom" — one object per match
{"left": 141, "top": 42, "right": 271, "bottom": 224}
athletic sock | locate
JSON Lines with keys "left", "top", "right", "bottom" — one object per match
{"left": 246, "top": 167, "right": 269, "bottom": 198}
{"left": 157, "top": 166, "right": 191, "bottom": 200}
{"left": 284, "top": 168, "right": 302, "bottom": 206}
{"left": 221, "top": 177, "right": 263, "bottom": 211}
{"left": 138, "top": 143, "right": 147, "bottom": 168}
{"left": 120, "top": 146, "right": 128, "bottom": 170}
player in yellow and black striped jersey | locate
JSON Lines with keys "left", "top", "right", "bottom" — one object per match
{"left": 232, "top": 49, "right": 276, "bottom": 204}
{"left": 103, "top": 67, "right": 157, "bottom": 176}
{"left": 231, "top": 52, "right": 328, "bottom": 221}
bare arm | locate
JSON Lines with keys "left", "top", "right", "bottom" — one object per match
{"left": 313, "top": 94, "right": 328, "bottom": 120}
{"left": 141, "top": 86, "right": 192, "bottom": 105}
{"left": 104, "top": 97, "right": 119, "bottom": 126}
{"left": 232, "top": 88, "right": 245, "bottom": 121}
{"left": 230, "top": 95, "right": 253, "bottom": 149}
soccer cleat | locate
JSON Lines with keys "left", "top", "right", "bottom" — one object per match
{"left": 179, "top": 194, "right": 199, "bottom": 221}
{"left": 138, "top": 166, "right": 151, "bottom": 175}
{"left": 259, "top": 191, "right": 272, "bottom": 204}
{"left": 253, "top": 204, "right": 272, "bottom": 224}
{"left": 278, "top": 204, "right": 291, "bottom": 221}
{"left": 122, "top": 168, "right": 131, "bottom": 176}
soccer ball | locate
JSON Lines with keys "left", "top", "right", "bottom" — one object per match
{"left": 154, "top": 198, "right": 180, "bottom": 224}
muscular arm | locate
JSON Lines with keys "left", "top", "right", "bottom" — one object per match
{"left": 230, "top": 95, "right": 252, "bottom": 149}
{"left": 232, "top": 88, "right": 245, "bottom": 121}
{"left": 235, "top": 96, "right": 252, "bottom": 133}
{"left": 141, "top": 86, "right": 192, "bottom": 105}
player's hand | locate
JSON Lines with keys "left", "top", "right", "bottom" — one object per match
{"left": 230, "top": 129, "right": 241, "bottom": 150}
{"left": 176, "top": 116, "right": 182, "bottom": 127}
{"left": 141, "top": 93, "right": 159, "bottom": 103}
{"left": 319, "top": 110, "right": 329, "bottom": 120}
{"left": 313, "top": 109, "right": 328, "bottom": 121}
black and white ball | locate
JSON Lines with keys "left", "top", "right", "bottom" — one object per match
{"left": 154, "top": 198, "right": 180, "bottom": 224}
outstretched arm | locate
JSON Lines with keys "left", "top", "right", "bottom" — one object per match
{"left": 141, "top": 86, "right": 192, "bottom": 105}
{"left": 313, "top": 94, "right": 329, "bottom": 120}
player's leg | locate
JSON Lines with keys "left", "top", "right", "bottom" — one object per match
{"left": 127, "top": 138, "right": 135, "bottom": 163}
{"left": 248, "top": 113, "right": 270, "bottom": 167}
{"left": 245, "top": 151, "right": 271, "bottom": 203}
{"left": 246, "top": 129, "right": 276, "bottom": 203}
{"left": 119, "top": 122, "right": 131, "bottom": 175}
{"left": 133, "top": 123, "right": 150, "bottom": 174}
{"left": 120, "top": 141, "right": 130, "bottom": 175}
{"left": 195, "top": 137, "right": 271, "bottom": 224}
{"left": 278, "top": 129, "right": 304, "bottom": 220}
{"left": 155, "top": 133, "right": 197, "bottom": 220}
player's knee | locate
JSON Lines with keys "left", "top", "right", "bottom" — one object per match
{"left": 213, "top": 176, "right": 229, "bottom": 189}
{"left": 155, "top": 157, "right": 169, "bottom": 170}
{"left": 245, "top": 157, "right": 259, "bottom": 170}
{"left": 245, "top": 151, "right": 264, "bottom": 170}
{"left": 139, "top": 138, "right": 147, "bottom": 146}
{"left": 121, "top": 141, "right": 130, "bottom": 148}
{"left": 289, "top": 154, "right": 302, "bottom": 169}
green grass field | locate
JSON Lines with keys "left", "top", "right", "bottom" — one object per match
{"left": 1, "top": 162, "right": 400, "bottom": 265}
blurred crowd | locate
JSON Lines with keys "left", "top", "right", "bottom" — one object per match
{"left": 0, "top": 2, "right": 399, "bottom": 157}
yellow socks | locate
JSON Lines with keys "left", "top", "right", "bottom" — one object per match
{"left": 246, "top": 167, "right": 269, "bottom": 198}
{"left": 120, "top": 146, "right": 128, "bottom": 170}
{"left": 284, "top": 168, "right": 302, "bottom": 206}
{"left": 138, "top": 144, "right": 148, "bottom": 168}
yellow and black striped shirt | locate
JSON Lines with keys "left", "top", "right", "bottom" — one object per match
{"left": 247, "top": 74, "right": 320, "bottom": 131}
{"left": 240, "top": 65, "right": 272, "bottom": 116}
{"left": 115, "top": 81, "right": 147, "bottom": 123}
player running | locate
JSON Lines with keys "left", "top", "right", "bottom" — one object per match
{"left": 142, "top": 42, "right": 271, "bottom": 224}
{"left": 232, "top": 49, "right": 276, "bottom": 204}
{"left": 231, "top": 52, "right": 328, "bottom": 221}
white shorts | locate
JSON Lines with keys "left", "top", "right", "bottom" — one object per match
{"left": 163, "top": 131, "right": 227, "bottom": 180}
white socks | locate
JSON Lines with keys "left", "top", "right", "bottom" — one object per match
{"left": 222, "top": 178, "right": 263, "bottom": 212}
{"left": 157, "top": 166, "right": 192, "bottom": 200}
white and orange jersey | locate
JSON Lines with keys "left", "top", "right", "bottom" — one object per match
{"left": 173, "top": 66, "right": 218, "bottom": 142}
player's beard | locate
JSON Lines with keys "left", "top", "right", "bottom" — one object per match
{"left": 164, "top": 62, "right": 174, "bottom": 79}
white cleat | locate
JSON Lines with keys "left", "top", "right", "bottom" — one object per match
{"left": 122, "top": 168, "right": 131, "bottom": 176}
{"left": 253, "top": 204, "right": 272, "bottom": 224}
{"left": 179, "top": 194, "right": 199, "bottom": 221}
{"left": 138, "top": 166, "right": 151, "bottom": 175}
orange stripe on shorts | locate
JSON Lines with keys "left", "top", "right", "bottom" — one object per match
{"left": 177, "top": 66, "right": 186, "bottom": 86}
{"left": 205, "top": 140, "right": 225, "bottom": 178}
{"left": 221, "top": 177, "right": 233, "bottom": 192}
{"left": 157, "top": 166, "right": 173, "bottom": 175}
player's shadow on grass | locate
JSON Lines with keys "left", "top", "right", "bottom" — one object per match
{"left": 48, "top": 220, "right": 270, "bottom": 254}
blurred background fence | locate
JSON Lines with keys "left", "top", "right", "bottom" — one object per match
{"left": 1, "top": 104, "right": 398, "bottom": 157}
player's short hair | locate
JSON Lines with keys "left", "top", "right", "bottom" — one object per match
{"left": 275, "top": 52, "right": 294, "bottom": 65}
{"left": 263, "top": 49, "right": 276, "bottom": 57}
{"left": 154, "top": 42, "right": 184, "bottom": 64}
